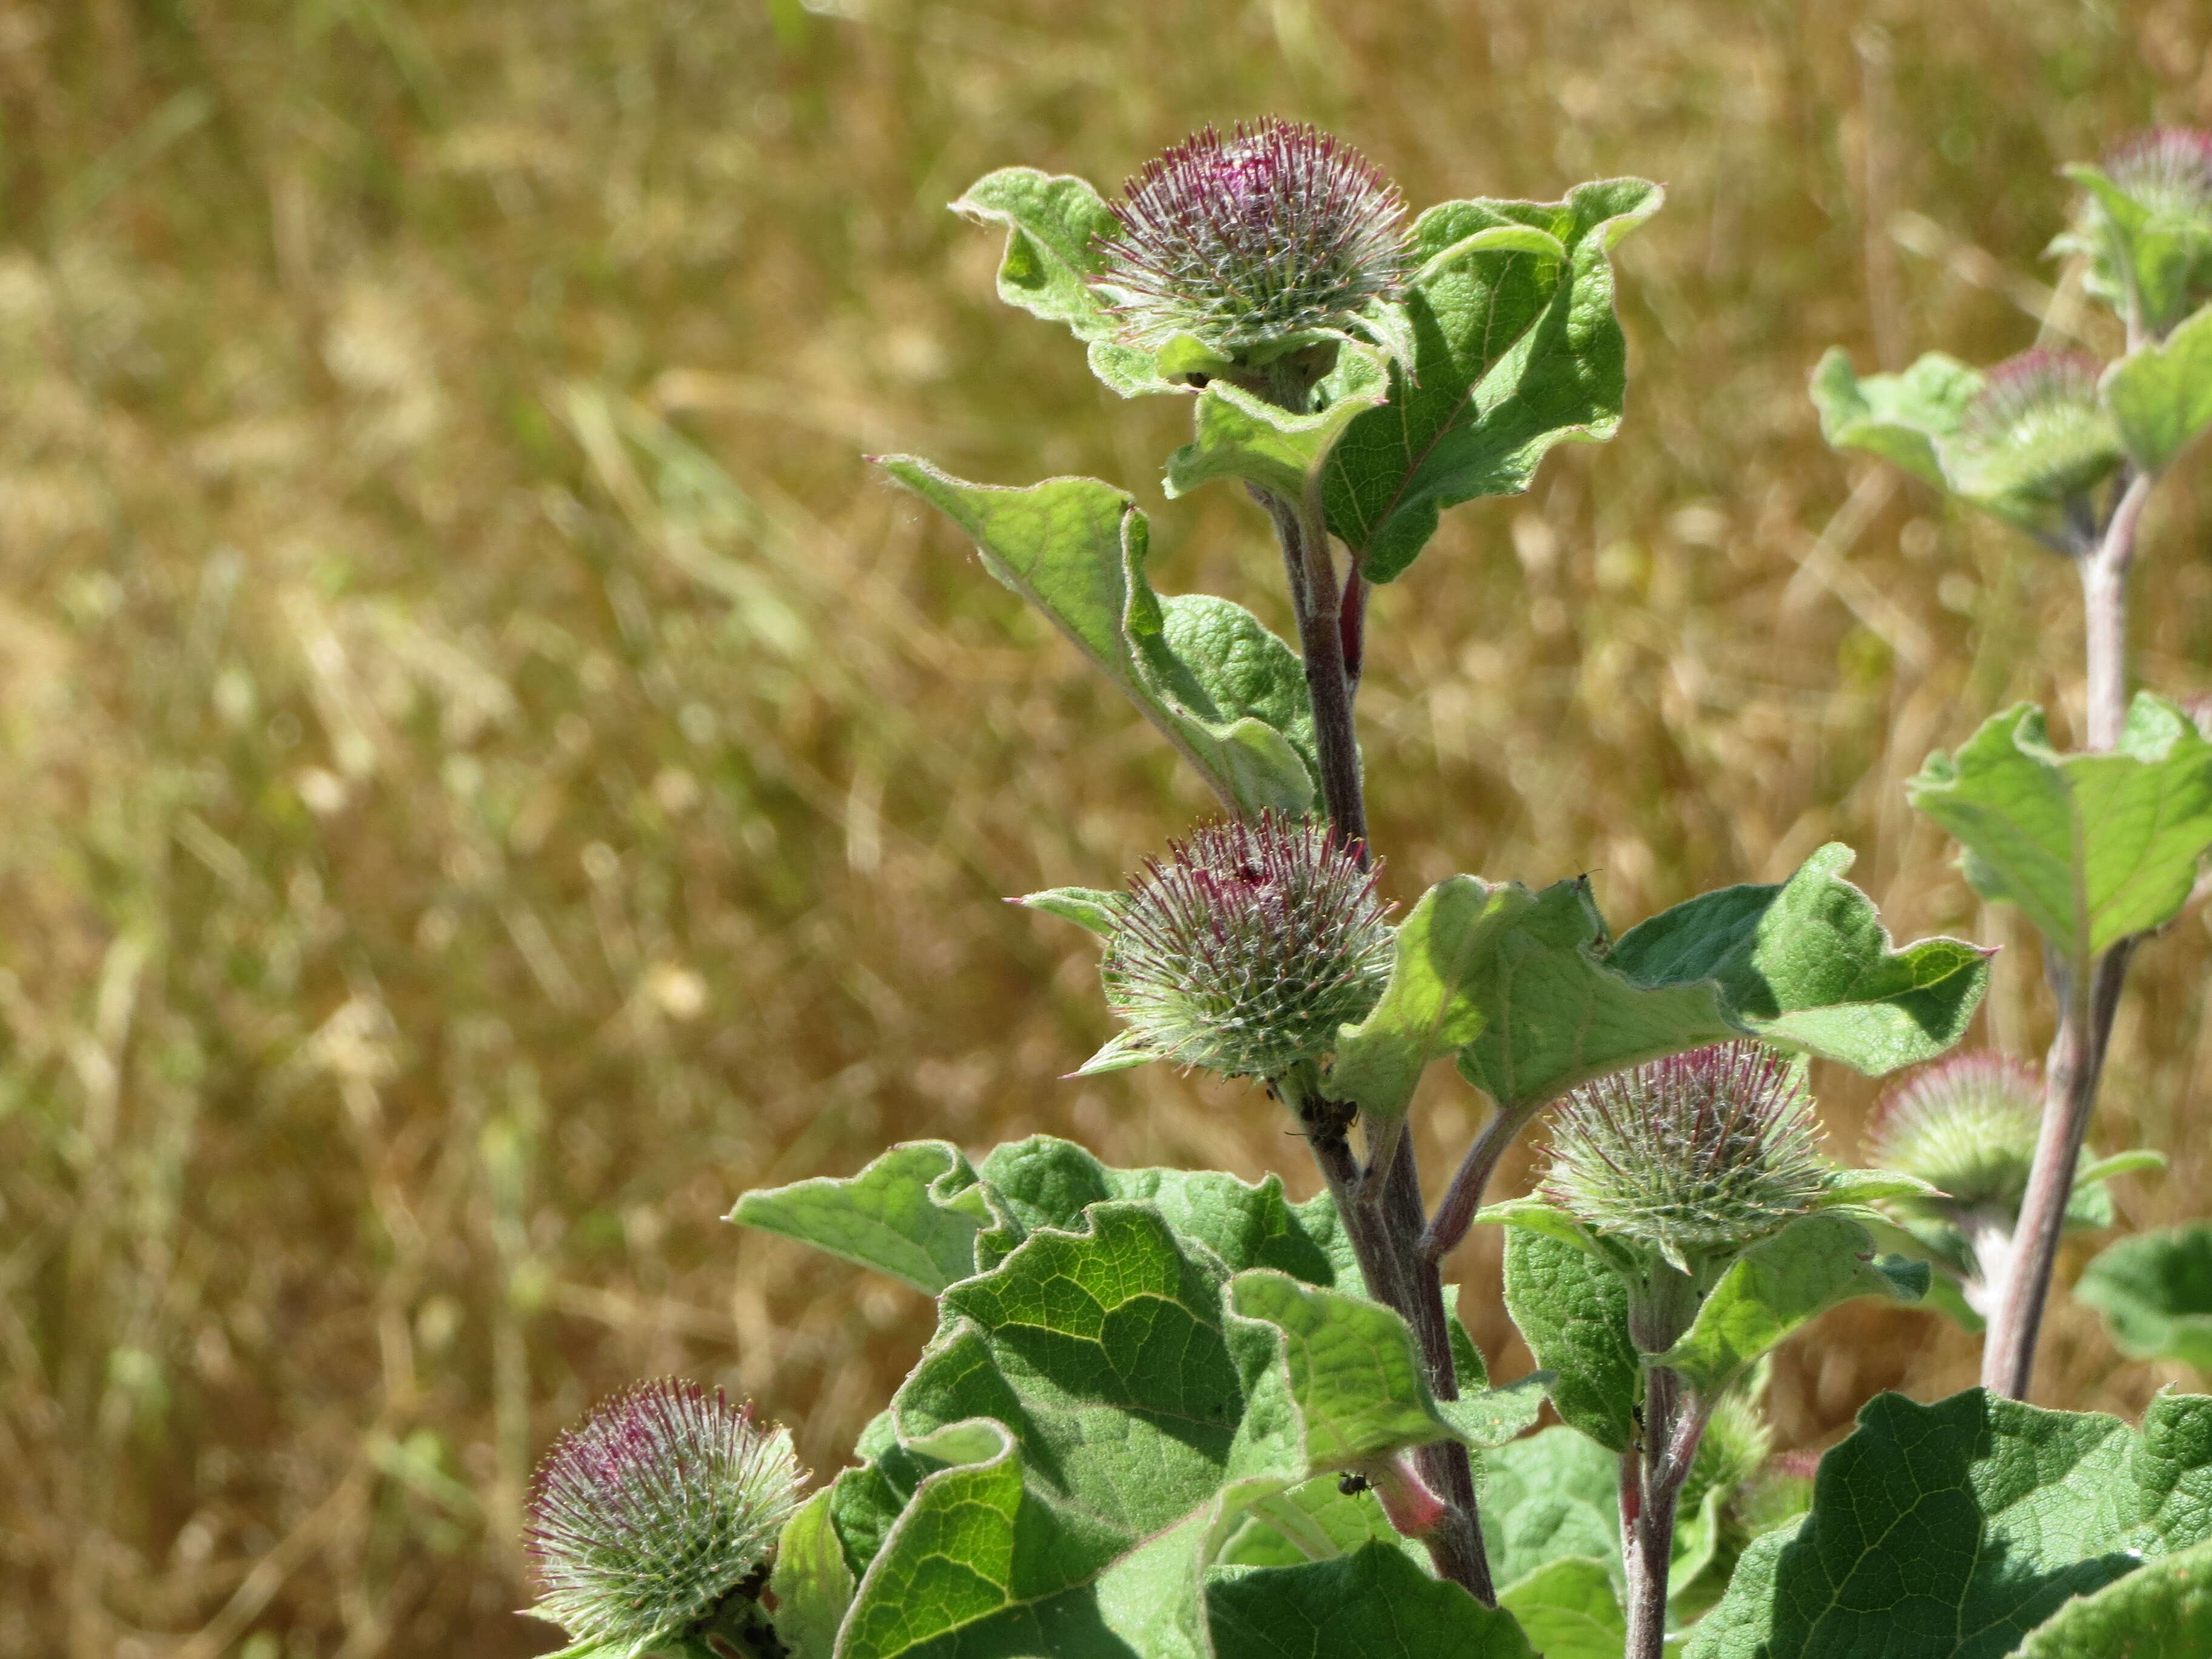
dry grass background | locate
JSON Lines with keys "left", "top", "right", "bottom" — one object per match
{"left": 4, "top": 0, "right": 2212, "bottom": 1653}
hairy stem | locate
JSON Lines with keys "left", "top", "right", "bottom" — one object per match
{"left": 1420, "top": 1097, "right": 1549, "bottom": 1267}
{"left": 1621, "top": 1366, "right": 1705, "bottom": 1659}
{"left": 1979, "top": 469, "right": 2154, "bottom": 1400}
{"left": 1282, "top": 1072, "right": 1494, "bottom": 1603}
{"left": 1259, "top": 489, "right": 1367, "bottom": 853}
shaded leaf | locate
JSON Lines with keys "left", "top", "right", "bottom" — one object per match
{"left": 1498, "top": 1230, "right": 1639, "bottom": 1452}
{"left": 1497, "top": 1556, "right": 1626, "bottom": 1659}
{"left": 1207, "top": 1544, "right": 1537, "bottom": 1659}
{"left": 1686, "top": 1388, "right": 2212, "bottom": 1659}
{"left": 1810, "top": 348, "right": 1980, "bottom": 489}
{"left": 768, "top": 1487, "right": 854, "bottom": 1659}
{"left": 1165, "top": 346, "right": 1390, "bottom": 502}
{"left": 1481, "top": 1426, "right": 1623, "bottom": 1589}
{"left": 2078, "top": 1224, "right": 2212, "bottom": 1372}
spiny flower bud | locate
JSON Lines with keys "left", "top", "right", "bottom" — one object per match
{"left": 2106, "top": 128, "right": 2212, "bottom": 220}
{"left": 1866, "top": 1051, "right": 2042, "bottom": 1215}
{"left": 525, "top": 1379, "right": 803, "bottom": 1655}
{"left": 1092, "top": 119, "right": 1408, "bottom": 360}
{"left": 1945, "top": 350, "right": 2122, "bottom": 510}
{"left": 1098, "top": 811, "right": 1392, "bottom": 1081}
{"left": 1541, "top": 1042, "right": 1829, "bottom": 1269}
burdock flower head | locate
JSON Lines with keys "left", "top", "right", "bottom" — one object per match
{"left": 2062, "top": 128, "right": 2212, "bottom": 335}
{"left": 1092, "top": 119, "right": 1409, "bottom": 365}
{"left": 1943, "top": 350, "right": 2122, "bottom": 515}
{"left": 525, "top": 1379, "right": 803, "bottom": 1658}
{"left": 1543, "top": 1041, "right": 1831, "bottom": 1272}
{"left": 1091, "top": 811, "right": 1392, "bottom": 1081}
{"left": 1866, "top": 1051, "right": 2042, "bottom": 1217}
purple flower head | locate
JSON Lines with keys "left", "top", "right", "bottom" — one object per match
{"left": 525, "top": 1379, "right": 803, "bottom": 1652}
{"left": 1542, "top": 1041, "right": 1829, "bottom": 1267}
{"left": 1101, "top": 811, "right": 1392, "bottom": 1079}
{"left": 1092, "top": 120, "right": 1408, "bottom": 357}
{"left": 1948, "top": 349, "right": 2120, "bottom": 505}
{"left": 1866, "top": 1050, "right": 2042, "bottom": 1213}
{"left": 2104, "top": 128, "right": 2212, "bottom": 220}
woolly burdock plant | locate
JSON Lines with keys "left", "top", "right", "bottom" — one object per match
{"left": 1090, "top": 811, "right": 1392, "bottom": 1081}
{"left": 1542, "top": 1041, "right": 1830, "bottom": 1276}
{"left": 525, "top": 1379, "right": 803, "bottom": 1659}
{"left": 1092, "top": 118, "right": 1408, "bottom": 370}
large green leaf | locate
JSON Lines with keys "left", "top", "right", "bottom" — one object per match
{"left": 951, "top": 168, "right": 1174, "bottom": 398}
{"left": 2077, "top": 1225, "right": 2212, "bottom": 1372}
{"left": 788, "top": 1175, "right": 1515, "bottom": 1658}
{"left": 1652, "top": 1213, "right": 1928, "bottom": 1396}
{"left": 1686, "top": 1388, "right": 2212, "bottom": 1659}
{"left": 1498, "top": 1229, "right": 1639, "bottom": 1454}
{"left": 1496, "top": 1557, "right": 1626, "bottom": 1659}
{"left": 2017, "top": 1536, "right": 2212, "bottom": 1658}
{"left": 1433, "top": 843, "right": 1985, "bottom": 1114}
{"left": 726, "top": 1141, "right": 987, "bottom": 1295}
{"left": 1206, "top": 1544, "right": 1535, "bottom": 1658}
{"left": 877, "top": 460, "right": 1316, "bottom": 813}
{"left": 772, "top": 1487, "right": 856, "bottom": 1659}
{"left": 1909, "top": 695, "right": 2212, "bottom": 965}
{"left": 1319, "top": 178, "right": 1662, "bottom": 583}
{"left": 1480, "top": 1427, "right": 1623, "bottom": 1590}
{"left": 2103, "top": 303, "right": 2212, "bottom": 472}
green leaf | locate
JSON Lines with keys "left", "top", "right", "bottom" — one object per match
{"left": 951, "top": 167, "right": 1173, "bottom": 398}
{"left": 1497, "top": 1556, "right": 1626, "bottom": 1659}
{"left": 1452, "top": 844, "right": 1986, "bottom": 1112}
{"left": 1207, "top": 1544, "right": 1537, "bottom": 1658}
{"left": 1500, "top": 1229, "right": 1639, "bottom": 1454}
{"left": 1810, "top": 348, "right": 1981, "bottom": 489}
{"left": 2104, "top": 303, "right": 2212, "bottom": 472}
{"left": 1653, "top": 1213, "right": 1928, "bottom": 1397}
{"left": 769, "top": 1487, "right": 854, "bottom": 1659}
{"left": 1436, "top": 1372, "right": 1553, "bottom": 1451}
{"left": 2078, "top": 1225, "right": 2212, "bottom": 1371}
{"left": 1331, "top": 876, "right": 1527, "bottom": 1123}
{"left": 1909, "top": 695, "right": 2212, "bottom": 964}
{"left": 1481, "top": 1426, "right": 1623, "bottom": 1588}
{"left": 819, "top": 1177, "right": 1463, "bottom": 1657}
{"left": 1227, "top": 1270, "right": 1463, "bottom": 1472}
{"left": 877, "top": 459, "right": 1316, "bottom": 813}
{"left": 1686, "top": 1388, "right": 2212, "bottom": 1659}
{"left": 727, "top": 1141, "right": 985, "bottom": 1295}
{"left": 1014, "top": 886, "right": 1124, "bottom": 937}
{"left": 2017, "top": 1535, "right": 2212, "bottom": 1659}
{"left": 1322, "top": 178, "right": 1663, "bottom": 583}
{"left": 1165, "top": 345, "right": 1390, "bottom": 502}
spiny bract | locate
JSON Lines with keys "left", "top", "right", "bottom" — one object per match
{"left": 1866, "top": 1050, "right": 2042, "bottom": 1213}
{"left": 1099, "top": 811, "right": 1392, "bottom": 1081}
{"left": 1542, "top": 1041, "right": 1830, "bottom": 1266}
{"left": 1945, "top": 349, "right": 2122, "bottom": 509}
{"left": 1091, "top": 118, "right": 1407, "bottom": 358}
{"left": 525, "top": 1379, "right": 803, "bottom": 1655}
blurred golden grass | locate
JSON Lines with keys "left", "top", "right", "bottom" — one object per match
{"left": 3, "top": 0, "right": 2211, "bottom": 1652}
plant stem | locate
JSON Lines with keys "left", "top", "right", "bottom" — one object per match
{"left": 1419, "top": 1097, "right": 1549, "bottom": 1266}
{"left": 1282, "top": 1071, "right": 1494, "bottom": 1603}
{"left": 1260, "top": 489, "right": 1367, "bottom": 853}
{"left": 1977, "top": 468, "right": 2154, "bottom": 1400}
{"left": 1621, "top": 1364, "right": 1704, "bottom": 1659}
